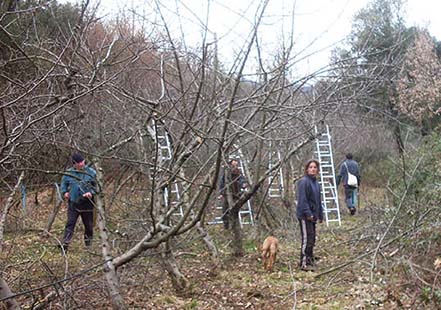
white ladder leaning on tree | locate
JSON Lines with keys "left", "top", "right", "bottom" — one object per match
{"left": 315, "top": 125, "right": 341, "bottom": 226}
{"left": 268, "top": 141, "right": 284, "bottom": 198}
{"left": 147, "top": 118, "right": 183, "bottom": 217}
{"left": 234, "top": 147, "right": 254, "bottom": 226}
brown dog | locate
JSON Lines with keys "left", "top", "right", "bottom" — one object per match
{"left": 261, "top": 236, "right": 278, "bottom": 272}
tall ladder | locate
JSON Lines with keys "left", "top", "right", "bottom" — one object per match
{"left": 147, "top": 118, "right": 183, "bottom": 217}
{"left": 235, "top": 148, "right": 254, "bottom": 226}
{"left": 315, "top": 125, "right": 341, "bottom": 226}
{"left": 209, "top": 146, "right": 254, "bottom": 227}
{"left": 268, "top": 143, "right": 284, "bottom": 198}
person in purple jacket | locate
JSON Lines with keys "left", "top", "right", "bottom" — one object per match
{"left": 296, "top": 159, "right": 323, "bottom": 271}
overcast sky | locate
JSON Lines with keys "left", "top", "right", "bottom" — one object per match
{"left": 74, "top": 0, "right": 441, "bottom": 77}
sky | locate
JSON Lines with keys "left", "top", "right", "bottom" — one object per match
{"left": 71, "top": 0, "right": 441, "bottom": 77}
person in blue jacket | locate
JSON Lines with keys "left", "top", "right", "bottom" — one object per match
{"left": 296, "top": 159, "right": 323, "bottom": 271}
{"left": 336, "top": 153, "right": 361, "bottom": 215}
{"left": 60, "top": 153, "right": 96, "bottom": 253}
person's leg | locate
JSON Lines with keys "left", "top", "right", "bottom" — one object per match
{"left": 344, "top": 186, "right": 356, "bottom": 214}
{"left": 299, "top": 219, "right": 315, "bottom": 269}
{"left": 62, "top": 204, "right": 80, "bottom": 248}
{"left": 80, "top": 210, "right": 94, "bottom": 246}
{"left": 299, "top": 219, "right": 307, "bottom": 268}
{"left": 304, "top": 221, "right": 316, "bottom": 266}
{"left": 352, "top": 189, "right": 358, "bottom": 212}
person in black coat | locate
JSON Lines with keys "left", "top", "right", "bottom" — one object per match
{"left": 218, "top": 159, "right": 246, "bottom": 229}
{"left": 296, "top": 159, "right": 323, "bottom": 271}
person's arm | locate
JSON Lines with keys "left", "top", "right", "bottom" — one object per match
{"left": 61, "top": 173, "right": 70, "bottom": 200}
{"left": 88, "top": 168, "right": 97, "bottom": 195}
{"left": 317, "top": 183, "right": 324, "bottom": 222}
{"left": 356, "top": 162, "right": 361, "bottom": 186}
{"left": 297, "top": 180, "right": 313, "bottom": 219}
{"left": 336, "top": 164, "right": 343, "bottom": 186}
{"left": 82, "top": 167, "right": 97, "bottom": 199}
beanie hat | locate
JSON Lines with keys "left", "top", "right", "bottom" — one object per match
{"left": 72, "top": 153, "right": 84, "bottom": 164}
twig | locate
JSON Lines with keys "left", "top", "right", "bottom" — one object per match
{"left": 315, "top": 228, "right": 413, "bottom": 279}
{"left": 288, "top": 262, "right": 297, "bottom": 310}
{"left": 370, "top": 157, "right": 424, "bottom": 279}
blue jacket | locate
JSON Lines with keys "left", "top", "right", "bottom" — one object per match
{"left": 336, "top": 159, "right": 361, "bottom": 187}
{"left": 296, "top": 175, "right": 323, "bottom": 221}
{"left": 61, "top": 166, "right": 97, "bottom": 203}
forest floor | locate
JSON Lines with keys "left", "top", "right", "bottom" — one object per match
{"left": 2, "top": 188, "right": 439, "bottom": 309}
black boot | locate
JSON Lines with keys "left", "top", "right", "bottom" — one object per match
{"left": 58, "top": 244, "right": 68, "bottom": 254}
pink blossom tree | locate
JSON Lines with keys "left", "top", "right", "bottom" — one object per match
{"left": 396, "top": 29, "right": 441, "bottom": 127}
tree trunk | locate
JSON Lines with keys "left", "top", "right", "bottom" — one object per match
{"left": 0, "top": 172, "right": 24, "bottom": 249}
{"left": 46, "top": 185, "right": 63, "bottom": 233}
{"left": 161, "top": 240, "right": 189, "bottom": 292}
{"left": 230, "top": 206, "right": 244, "bottom": 257}
{"left": 0, "top": 276, "right": 20, "bottom": 309}
{"left": 393, "top": 121, "right": 404, "bottom": 155}
{"left": 195, "top": 221, "right": 220, "bottom": 269}
{"left": 94, "top": 160, "right": 127, "bottom": 310}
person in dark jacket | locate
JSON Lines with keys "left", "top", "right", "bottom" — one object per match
{"left": 336, "top": 153, "right": 361, "bottom": 215}
{"left": 218, "top": 159, "right": 246, "bottom": 229}
{"left": 60, "top": 153, "right": 97, "bottom": 253}
{"left": 296, "top": 159, "right": 323, "bottom": 271}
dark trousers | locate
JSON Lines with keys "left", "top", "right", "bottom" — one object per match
{"left": 62, "top": 200, "right": 94, "bottom": 246}
{"left": 299, "top": 219, "right": 316, "bottom": 268}
{"left": 344, "top": 186, "right": 357, "bottom": 209}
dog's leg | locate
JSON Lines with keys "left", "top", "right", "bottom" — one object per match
{"left": 268, "top": 254, "right": 274, "bottom": 271}
{"left": 262, "top": 250, "right": 268, "bottom": 270}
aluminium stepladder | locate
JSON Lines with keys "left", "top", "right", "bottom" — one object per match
{"left": 315, "top": 125, "right": 341, "bottom": 226}
{"left": 234, "top": 147, "right": 254, "bottom": 226}
{"left": 147, "top": 118, "right": 183, "bottom": 217}
{"left": 268, "top": 142, "right": 284, "bottom": 198}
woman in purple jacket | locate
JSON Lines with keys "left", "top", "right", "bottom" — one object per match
{"left": 296, "top": 159, "right": 323, "bottom": 271}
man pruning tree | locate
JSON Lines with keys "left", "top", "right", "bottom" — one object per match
{"left": 59, "top": 153, "right": 97, "bottom": 253}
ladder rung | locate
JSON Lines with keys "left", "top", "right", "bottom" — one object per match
{"left": 239, "top": 211, "right": 252, "bottom": 215}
